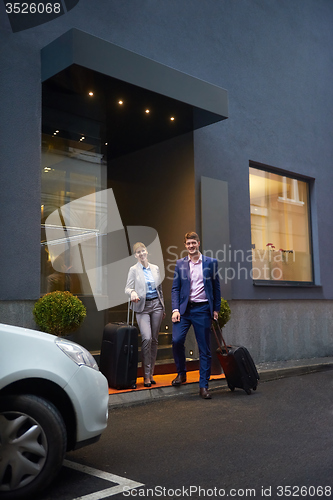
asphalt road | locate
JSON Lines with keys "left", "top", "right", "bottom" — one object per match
{"left": 38, "top": 370, "right": 333, "bottom": 500}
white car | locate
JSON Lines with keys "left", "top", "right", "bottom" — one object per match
{"left": 0, "top": 323, "right": 109, "bottom": 499}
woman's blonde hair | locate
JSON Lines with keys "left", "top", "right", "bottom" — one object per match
{"left": 133, "top": 242, "right": 147, "bottom": 254}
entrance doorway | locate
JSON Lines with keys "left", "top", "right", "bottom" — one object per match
{"left": 41, "top": 30, "right": 228, "bottom": 371}
{"left": 41, "top": 64, "right": 196, "bottom": 360}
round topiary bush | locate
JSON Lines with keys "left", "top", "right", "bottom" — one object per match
{"left": 33, "top": 291, "right": 86, "bottom": 336}
{"left": 218, "top": 297, "right": 231, "bottom": 329}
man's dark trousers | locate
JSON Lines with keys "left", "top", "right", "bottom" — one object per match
{"left": 172, "top": 301, "right": 212, "bottom": 389}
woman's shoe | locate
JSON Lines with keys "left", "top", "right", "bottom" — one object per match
{"left": 150, "top": 379, "right": 157, "bottom": 385}
{"left": 144, "top": 382, "right": 151, "bottom": 387}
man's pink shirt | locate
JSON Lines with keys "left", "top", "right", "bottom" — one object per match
{"left": 189, "top": 254, "right": 208, "bottom": 303}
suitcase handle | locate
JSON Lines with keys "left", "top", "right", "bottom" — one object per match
{"left": 126, "top": 299, "right": 135, "bottom": 326}
{"left": 211, "top": 319, "right": 229, "bottom": 354}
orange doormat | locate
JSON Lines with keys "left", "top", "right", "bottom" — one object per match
{"left": 108, "top": 371, "right": 225, "bottom": 395}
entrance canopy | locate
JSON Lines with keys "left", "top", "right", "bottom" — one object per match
{"left": 41, "top": 29, "right": 228, "bottom": 158}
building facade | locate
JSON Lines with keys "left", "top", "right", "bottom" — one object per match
{"left": 1, "top": 0, "right": 333, "bottom": 365}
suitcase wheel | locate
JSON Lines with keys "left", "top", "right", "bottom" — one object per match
{"left": 245, "top": 388, "right": 252, "bottom": 395}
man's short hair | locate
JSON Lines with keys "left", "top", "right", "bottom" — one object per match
{"left": 184, "top": 231, "right": 200, "bottom": 243}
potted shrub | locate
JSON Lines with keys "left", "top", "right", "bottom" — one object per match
{"left": 218, "top": 297, "right": 231, "bottom": 329}
{"left": 211, "top": 297, "right": 231, "bottom": 374}
{"left": 33, "top": 291, "right": 86, "bottom": 337}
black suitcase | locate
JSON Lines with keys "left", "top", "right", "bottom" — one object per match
{"left": 99, "top": 308, "right": 138, "bottom": 390}
{"left": 211, "top": 320, "right": 259, "bottom": 395}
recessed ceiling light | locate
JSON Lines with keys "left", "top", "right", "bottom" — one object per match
{"left": 88, "top": 91, "right": 94, "bottom": 96}
{"left": 145, "top": 109, "right": 150, "bottom": 114}
{"left": 118, "top": 100, "right": 124, "bottom": 105}
{"left": 170, "top": 117, "right": 175, "bottom": 121}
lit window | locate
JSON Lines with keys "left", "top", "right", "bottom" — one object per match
{"left": 249, "top": 166, "right": 312, "bottom": 283}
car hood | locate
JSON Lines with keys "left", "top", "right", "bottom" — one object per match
{"left": 0, "top": 323, "right": 81, "bottom": 390}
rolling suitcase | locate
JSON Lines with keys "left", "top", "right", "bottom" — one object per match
{"left": 99, "top": 303, "right": 138, "bottom": 390}
{"left": 211, "top": 320, "right": 259, "bottom": 395}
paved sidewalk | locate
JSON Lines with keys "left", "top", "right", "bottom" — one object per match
{"left": 108, "top": 356, "right": 333, "bottom": 408}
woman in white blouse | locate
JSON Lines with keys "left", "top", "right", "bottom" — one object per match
{"left": 125, "top": 242, "right": 165, "bottom": 387}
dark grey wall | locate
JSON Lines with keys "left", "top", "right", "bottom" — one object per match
{"left": 224, "top": 300, "right": 333, "bottom": 363}
{"left": 0, "top": 24, "right": 42, "bottom": 300}
{"left": 190, "top": 0, "right": 333, "bottom": 301}
{"left": 201, "top": 177, "right": 231, "bottom": 300}
{"left": 0, "top": 0, "right": 332, "bottom": 309}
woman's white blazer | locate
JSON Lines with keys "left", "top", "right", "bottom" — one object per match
{"left": 125, "top": 262, "right": 165, "bottom": 313}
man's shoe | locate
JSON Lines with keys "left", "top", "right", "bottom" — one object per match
{"left": 172, "top": 374, "right": 187, "bottom": 386}
{"left": 199, "top": 387, "right": 212, "bottom": 399}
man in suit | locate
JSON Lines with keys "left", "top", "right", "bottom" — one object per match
{"left": 171, "top": 232, "right": 221, "bottom": 399}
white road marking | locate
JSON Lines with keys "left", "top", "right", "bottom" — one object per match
{"left": 64, "top": 460, "right": 144, "bottom": 499}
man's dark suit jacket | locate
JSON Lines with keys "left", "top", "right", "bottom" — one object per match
{"left": 171, "top": 255, "right": 221, "bottom": 317}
